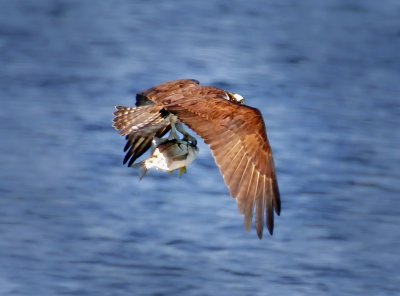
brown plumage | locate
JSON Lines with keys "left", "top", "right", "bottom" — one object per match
{"left": 113, "top": 79, "right": 280, "bottom": 239}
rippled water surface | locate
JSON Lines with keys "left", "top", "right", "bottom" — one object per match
{"left": 1, "top": 1, "right": 400, "bottom": 295}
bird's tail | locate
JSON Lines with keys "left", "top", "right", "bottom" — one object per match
{"left": 112, "top": 105, "right": 167, "bottom": 136}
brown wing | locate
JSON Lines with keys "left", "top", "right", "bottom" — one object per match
{"left": 139, "top": 79, "right": 200, "bottom": 103}
{"left": 113, "top": 79, "right": 200, "bottom": 166}
{"left": 159, "top": 87, "right": 281, "bottom": 239}
{"left": 113, "top": 105, "right": 169, "bottom": 166}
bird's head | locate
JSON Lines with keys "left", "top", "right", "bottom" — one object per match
{"left": 227, "top": 92, "right": 245, "bottom": 104}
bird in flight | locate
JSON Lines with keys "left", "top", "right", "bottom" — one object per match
{"left": 113, "top": 79, "right": 280, "bottom": 239}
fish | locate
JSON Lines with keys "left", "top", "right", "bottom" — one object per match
{"left": 135, "top": 138, "right": 199, "bottom": 179}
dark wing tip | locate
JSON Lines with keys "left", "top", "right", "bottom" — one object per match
{"left": 275, "top": 200, "right": 281, "bottom": 216}
{"left": 273, "top": 176, "right": 281, "bottom": 215}
{"left": 127, "top": 153, "right": 138, "bottom": 167}
{"left": 266, "top": 204, "right": 274, "bottom": 235}
{"left": 123, "top": 149, "right": 132, "bottom": 165}
{"left": 189, "top": 79, "right": 200, "bottom": 84}
{"left": 256, "top": 226, "right": 263, "bottom": 239}
{"left": 123, "top": 137, "right": 131, "bottom": 152}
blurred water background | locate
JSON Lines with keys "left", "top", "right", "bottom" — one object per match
{"left": 1, "top": 0, "right": 400, "bottom": 295}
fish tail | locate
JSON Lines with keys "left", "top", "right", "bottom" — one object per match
{"left": 132, "top": 161, "right": 148, "bottom": 180}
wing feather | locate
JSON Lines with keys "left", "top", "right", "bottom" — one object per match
{"left": 123, "top": 127, "right": 170, "bottom": 167}
{"left": 266, "top": 178, "right": 274, "bottom": 234}
{"left": 213, "top": 140, "right": 240, "bottom": 161}
{"left": 224, "top": 147, "right": 245, "bottom": 185}
{"left": 256, "top": 175, "right": 266, "bottom": 238}
{"left": 113, "top": 105, "right": 171, "bottom": 166}
{"left": 114, "top": 107, "right": 168, "bottom": 137}
{"left": 230, "top": 158, "right": 250, "bottom": 198}
{"left": 248, "top": 170, "right": 260, "bottom": 231}
{"left": 241, "top": 165, "right": 256, "bottom": 230}
{"left": 163, "top": 88, "right": 280, "bottom": 238}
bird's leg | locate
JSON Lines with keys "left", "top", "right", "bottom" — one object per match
{"left": 175, "top": 122, "right": 197, "bottom": 145}
{"left": 168, "top": 121, "right": 180, "bottom": 141}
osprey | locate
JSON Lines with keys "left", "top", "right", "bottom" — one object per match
{"left": 113, "top": 79, "right": 280, "bottom": 239}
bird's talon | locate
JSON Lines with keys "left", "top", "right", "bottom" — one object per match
{"left": 178, "top": 166, "right": 187, "bottom": 177}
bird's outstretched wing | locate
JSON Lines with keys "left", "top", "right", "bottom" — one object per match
{"left": 138, "top": 79, "right": 200, "bottom": 102}
{"left": 113, "top": 79, "right": 200, "bottom": 166}
{"left": 155, "top": 87, "right": 281, "bottom": 239}
{"left": 113, "top": 105, "right": 169, "bottom": 166}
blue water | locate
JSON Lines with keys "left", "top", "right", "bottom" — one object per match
{"left": 1, "top": 0, "right": 400, "bottom": 295}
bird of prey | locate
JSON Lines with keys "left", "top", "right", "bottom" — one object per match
{"left": 113, "top": 79, "right": 280, "bottom": 239}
